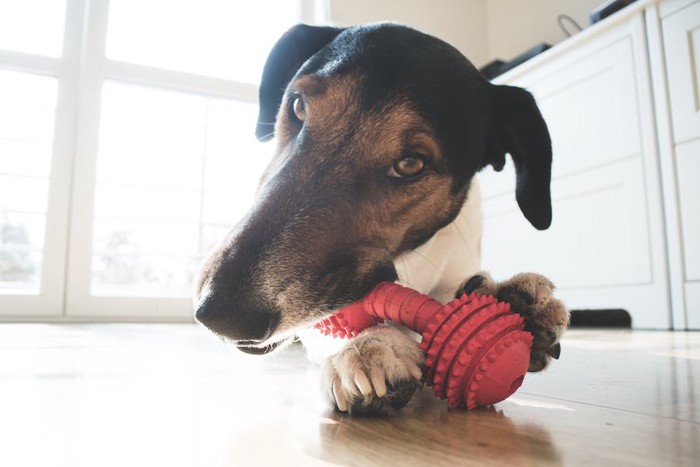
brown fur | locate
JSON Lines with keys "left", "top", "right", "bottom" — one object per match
{"left": 201, "top": 74, "right": 468, "bottom": 338}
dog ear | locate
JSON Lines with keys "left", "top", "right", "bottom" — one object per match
{"left": 256, "top": 24, "right": 345, "bottom": 142}
{"left": 485, "top": 85, "right": 552, "bottom": 230}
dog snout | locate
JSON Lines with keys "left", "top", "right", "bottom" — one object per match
{"left": 194, "top": 290, "right": 278, "bottom": 343}
{"left": 361, "top": 261, "right": 399, "bottom": 291}
{"left": 316, "top": 247, "right": 398, "bottom": 307}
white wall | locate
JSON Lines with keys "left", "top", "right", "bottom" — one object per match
{"left": 327, "top": 0, "right": 606, "bottom": 67}
{"left": 485, "top": 0, "right": 603, "bottom": 61}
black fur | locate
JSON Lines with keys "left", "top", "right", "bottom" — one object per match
{"left": 256, "top": 25, "right": 344, "bottom": 141}
{"left": 257, "top": 23, "right": 552, "bottom": 227}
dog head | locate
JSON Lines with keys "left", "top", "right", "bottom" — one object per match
{"left": 194, "top": 23, "right": 552, "bottom": 353}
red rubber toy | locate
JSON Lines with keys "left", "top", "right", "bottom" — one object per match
{"left": 315, "top": 282, "right": 533, "bottom": 409}
{"left": 313, "top": 302, "right": 379, "bottom": 338}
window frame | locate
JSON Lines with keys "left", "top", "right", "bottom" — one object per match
{"left": 0, "top": 0, "right": 317, "bottom": 321}
{"left": 0, "top": 0, "right": 82, "bottom": 319}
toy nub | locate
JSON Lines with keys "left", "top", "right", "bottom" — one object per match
{"left": 313, "top": 302, "right": 379, "bottom": 338}
{"left": 317, "top": 282, "right": 533, "bottom": 409}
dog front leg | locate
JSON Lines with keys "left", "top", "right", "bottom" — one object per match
{"left": 322, "top": 324, "right": 424, "bottom": 415}
{"left": 457, "top": 271, "right": 569, "bottom": 372}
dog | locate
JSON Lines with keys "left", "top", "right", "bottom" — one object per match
{"left": 194, "top": 23, "right": 569, "bottom": 414}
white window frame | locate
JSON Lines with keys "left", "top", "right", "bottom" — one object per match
{"left": 0, "top": 0, "right": 82, "bottom": 319}
{"left": 0, "top": 0, "right": 321, "bottom": 321}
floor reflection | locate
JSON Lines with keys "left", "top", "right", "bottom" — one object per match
{"left": 1, "top": 326, "right": 698, "bottom": 466}
{"left": 316, "top": 387, "right": 563, "bottom": 466}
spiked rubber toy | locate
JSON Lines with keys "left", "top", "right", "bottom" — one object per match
{"left": 316, "top": 282, "right": 533, "bottom": 409}
{"left": 313, "top": 302, "right": 380, "bottom": 338}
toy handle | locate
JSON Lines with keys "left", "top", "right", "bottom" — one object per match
{"left": 362, "top": 282, "right": 442, "bottom": 333}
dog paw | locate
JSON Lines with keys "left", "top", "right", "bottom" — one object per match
{"left": 457, "top": 271, "right": 569, "bottom": 372}
{"left": 322, "top": 325, "right": 424, "bottom": 415}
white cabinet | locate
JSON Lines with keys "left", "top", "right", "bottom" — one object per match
{"left": 676, "top": 140, "right": 700, "bottom": 284}
{"left": 663, "top": 1, "right": 700, "bottom": 144}
{"left": 479, "top": 5, "right": 674, "bottom": 328}
{"left": 660, "top": 0, "right": 700, "bottom": 327}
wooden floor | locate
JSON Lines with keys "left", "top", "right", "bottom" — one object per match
{"left": 1, "top": 325, "right": 698, "bottom": 467}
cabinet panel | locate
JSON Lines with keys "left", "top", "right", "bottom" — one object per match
{"left": 532, "top": 39, "right": 642, "bottom": 179}
{"left": 485, "top": 13, "right": 670, "bottom": 328}
{"left": 483, "top": 34, "right": 642, "bottom": 200}
{"left": 675, "top": 138, "right": 700, "bottom": 281}
{"left": 663, "top": 1, "right": 700, "bottom": 144}
{"left": 480, "top": 158, "right": 652, "bottom": 290}
{"left": 685, "top": 282, "right": 700, "bottom": 328}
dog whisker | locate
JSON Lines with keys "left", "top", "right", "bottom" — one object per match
{"left": 407, "top": 248, "right": 441, "bottom": 272}
{"left": 453, "top": 221, "right": 472, "bottom": 249}
{"left": 396, "top": 273, "right": 418, "bottom": 290}
{"left": 398, "top": 256, "right": 410, "bottom": 287}
{"left": 256, "top": 130, "right": 276, "bottom": 141}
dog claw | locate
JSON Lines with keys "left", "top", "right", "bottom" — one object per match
{"left": 354, "top": 370, "right": 373, "bottom": 396}
{"left": 332, "top": 380, "right": 348, "bottom": 411}
{"left": 548, "top": 343, "right": 561, "bottom": 359}
{"left": 369, "top": 367, "right": 387, "bottom": 397}
{"left": 401, "top": 355, "right": 423, "bottom": 380}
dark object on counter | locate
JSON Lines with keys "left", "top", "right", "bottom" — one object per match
{"left": 479, "top": 60, "right": 506, "bottom": 80}
{"left": 590, "top": 0, "right": 637, "bottom": 24}
{"left": 569, "top": 309, "right": 632, "bottom": 328}
{"left": 479, "top": 43, "right": 551, "bottom": 80}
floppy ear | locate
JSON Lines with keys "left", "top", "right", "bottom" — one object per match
{"left": 256, "top": 24, "right": 345, "bottom": 141}
{"left": 485, "top": 85, "right": 552, "bottom": 230}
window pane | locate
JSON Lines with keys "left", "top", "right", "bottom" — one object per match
{"left": 0, "top": 247, "right": 41, "bottom": 292}
{"left": 0, "top": 213, "right": 45, "bottom": 249}
{"left": 91, "top": 253, "right": 201, "bottom": 298}
{"left": 0, "top": 70, "right": 57, "bottom": 294}
{"left": 0, "top": 176, "right": 49, "bottom": 214}
{"left": 106, "top": 0, "right": 299, "bottom": 83}
{"left": 0, "top": 140, "right": 53, "bottom": 178}
{"left": 92, "top": 82, "right": 272, "bottom": 297}
{"left": 0, "top": 0, "right": 66, "bottom": 57}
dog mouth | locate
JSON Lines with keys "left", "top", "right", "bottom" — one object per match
{"left": 226, "top": 265, "right": 399, "bottom": 355}
{"left": 234, "top": 310, "right": 342, "bottom": 355}
{"left": 234, "top": 336, "right": 292, "bottom": 355}
{"left": 236, "top": 342, "right": 281, "bottom": 355}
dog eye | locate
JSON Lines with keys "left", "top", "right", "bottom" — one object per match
{"left": 388, "top": 155, "right": 426, "bottom": 178}
{"left": 290, "top": 95, "right": 306, "bottom": 122}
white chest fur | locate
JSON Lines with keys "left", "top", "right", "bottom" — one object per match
{"left": 393, "top": 180, "right": 482, "bottom": 303}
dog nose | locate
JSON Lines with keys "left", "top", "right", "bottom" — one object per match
{"left": 194, "top": 291, "right": 278, "bottom": 342}
{"left": 194, "top": 293, "right": 219, "bottom": 328}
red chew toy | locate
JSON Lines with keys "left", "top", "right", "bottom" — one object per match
{"left": 313, "top": 302, "right": 379, "bottom": 338}
{"left": 316, "top": 282, "right": 533, "bottom": 409}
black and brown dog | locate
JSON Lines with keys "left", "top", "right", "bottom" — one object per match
{"left": 195, "top": 23, "right": 568, "bottom": 414}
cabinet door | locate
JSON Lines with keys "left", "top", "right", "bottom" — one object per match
{"left": 663, "top": 1, "right": 700, "bottom": 144}
{"left": 483, "top": 16, "right": 670, "bottom": 328}
{"left": 675, "top": 138, "right": 700, "bottom": 327}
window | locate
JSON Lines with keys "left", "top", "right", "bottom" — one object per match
{"left": 105, "top": 0, "right": 298, "bottom": 83}
{"left": 0, "top": 71, "right": 57, "bottom": 294}
{"left": 0, "top": 0, "right": 67, "bottom": 56}
{"left": 90, "top": 82, "right": 269, "bottom": 298}
{"left": 0, "top": 0, "right": 312, "bottom": 320}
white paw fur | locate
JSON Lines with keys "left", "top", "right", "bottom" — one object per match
{"left": 322, "top": 325, "right": 424, "bottom": 413}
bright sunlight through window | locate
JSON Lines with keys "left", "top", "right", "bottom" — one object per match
{"left": 0, "top": 0, "right": 302, "bottom": 317}
{"left": 106, "top": 0, "right": 299, "bottom": 83}
{"left": 0, "top": 71, "right": 57, "bottom": 294}
{"left": 92, "top": 82, "right": 270, "bottom": 297}
{"left": 0, "top": 0, "right": 67, "bottom": 57}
